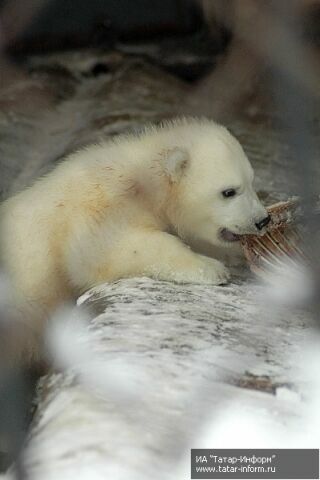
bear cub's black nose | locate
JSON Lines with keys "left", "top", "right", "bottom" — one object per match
{"left": 255, "top": 215, "right": 271, "bottom": 231}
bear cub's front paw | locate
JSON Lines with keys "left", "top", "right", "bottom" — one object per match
{"left": 196, "top": 256, "right": 230, "bottom": 285}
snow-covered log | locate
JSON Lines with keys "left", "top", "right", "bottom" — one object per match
{"left": 4, "top": 275, "right": 316, "bottom": 480}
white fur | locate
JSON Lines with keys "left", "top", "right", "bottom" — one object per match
{"left": 0, "top": 118, "right": 267, "bottom": 357}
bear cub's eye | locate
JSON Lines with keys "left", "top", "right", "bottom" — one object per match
{"left": 222, "top": 188, "right": 237, "bottom": 198}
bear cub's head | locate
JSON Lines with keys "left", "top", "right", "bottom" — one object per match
{"left": 161, "top": 122, "right": 269, "bottom": 247}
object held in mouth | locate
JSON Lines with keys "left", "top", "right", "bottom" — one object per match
{"left": 240, "top": 199, "right": 309, "bottom": 278}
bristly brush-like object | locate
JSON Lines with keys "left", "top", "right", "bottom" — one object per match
{"left": 240, "top": 198, "right": 310, "bottom": 279}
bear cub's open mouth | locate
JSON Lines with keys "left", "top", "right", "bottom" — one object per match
{"left": 220, "top": 228, "right": 240, "bottom": 242}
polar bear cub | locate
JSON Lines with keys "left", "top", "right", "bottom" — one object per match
{"left": 1, "top": 117, "right": 269, "bottom": 328}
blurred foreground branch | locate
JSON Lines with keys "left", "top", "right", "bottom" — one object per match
{"left": 0, "top": 0, "right": 50, "bottom": 89}
{"left": 190, "top": 0, "right": 320, "bottom": 120}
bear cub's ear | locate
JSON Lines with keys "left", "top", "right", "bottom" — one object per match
{"left": 162, "top": 147, "right": 190, "bottom": 182}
